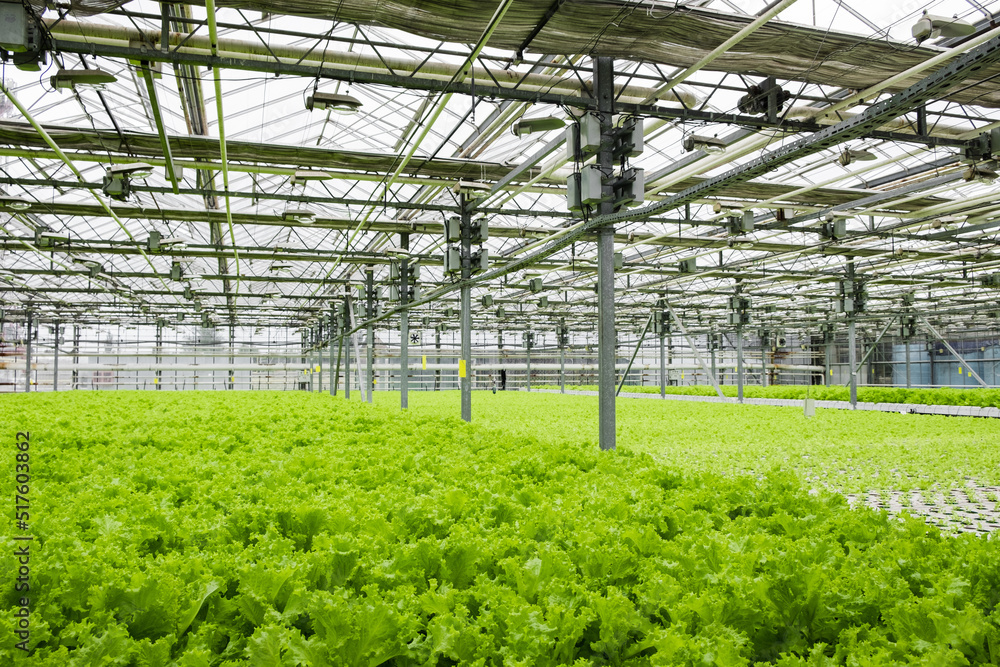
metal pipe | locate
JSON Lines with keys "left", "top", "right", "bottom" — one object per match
{"left": 849, "top": 319, "right": 858, "bottom": 407}
{"left": 560, "top": 346, "right": 566, "bottom": 393}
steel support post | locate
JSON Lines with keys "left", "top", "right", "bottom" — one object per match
{"left": 344, "top": 302, "right": 351, "bottom": 399}
{"left": 905, "top": 339, "right": 912, "bottom": 388}
{"left": 736, "top": 326, "right": 744, "bottom": 403}
{"left": 526, "top": 341, "right": 531, "bottom": 392}
{"left": 595, "top": 56, "right": 616, "bottom": 451}
{"left": 307, "top": 329, "right": 314, "bottom": 392}
{"left": 229, "top": 324, "right": 235, "bottom": 391}
{"left": 155, "top": 324, "right": 163, "bottom": 390}
{"left": 460, "top": 198, "right": 472, "bottom": 422}
{"left": 53, "top": 322, "right": 59, "bottom": 391}
{"left": 761, "top": 340, "right": 768, "bottom": 388}
{"left": 848, "top": 319, "right": 858, "bottom": 408}
{"left": 316, "top": 324, "right": 322, "bottom": 393}
{"left": 560, "top": 346, "right": 566, "bottom": 393}
{"left": 24, "top": 313, "right": 31, "bottom": 393}
{"left": 660, "top": 333, "right": 666, "bottom": 397}
{"left": 330, "top": 311, "right": 338, "bottom": 396}
{"left": 824, "top": 332, "right": 833, "bottom": 386}
{"left": 400, "top": 233, "right": 409, "bottom": 409}
{"left": 434, "top": 331, "right": 441, "bottom": 390}
{"left": 72, "top": 325, "right": 80, "bottom": 390}
{"left": 366, "top": 267, "right": 374, "bottom": 403}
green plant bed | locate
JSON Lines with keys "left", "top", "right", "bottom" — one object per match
{"left": 558, "top": 384, "right": 1000, "bottom": 407}
{"left": 2, "top": 392, "right": 999, "bottom": 665}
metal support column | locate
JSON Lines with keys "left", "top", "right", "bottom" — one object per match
{"left": 526, "top": 339, "right": 531, "bottom": 391}
{"left": 460, "top": 198, "right": 472, "bottom": 422}
{"left": 344, "top": 301, "right": 351, "bottom": 399}
{"left": 824, "top": 331, "right": 833, "bottom": 386}
{"left": 905, "top": 340, "right": 912, "bottom": 388}
{"left": 560, "top": 347, "right": 566, "bottom": 393}
{"left": 595, "top": 55, "right": 616, "bottom": 451}
{"left": 434, "top": 330, "right": 441, "bottom": 390}
{"left": 228, "top": 324, "right": 235, "bottom": 391}
{"left": 155, "top": 323, "right": 163, "bottom": 390}
{"left": 53, "top": 322, "right": 59, "bottom": 391}
{"left": 659, "top": 331, "right": 666, "bottom": 398}
{"left": 848, "top": 319, "right": 858, "bottom": 408}
{"left": 316, "top": 323, "right": 323, "bottom": 393}
{"left": 366, "top": 267, "right": 374, "bottom": 403}
{"left": 736, "top": 326, "right": 744, "bottom": 403}
{"left": 72, "top": 325, "right": 79, "bottom": 390}
{"left": 710, "top": 338, "right": 718, "bottom": 387}
{"left": 761, "top": 339, "right": 768, "bottom": 388}
{"left": 329, "top": 310, "right": 338, "bottom": 396}
{"left": 400, "top": 233, "right": 409, "bottom": 409}
{"left": 24, "top": 312, "right": 31, "bottom": 393}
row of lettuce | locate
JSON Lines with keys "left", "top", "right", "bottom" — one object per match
{"left": 2, "top": 391, "right": 999, "bottom": 665}
{"left": 558, "top": 383, "right": 1000, "bottom": 407}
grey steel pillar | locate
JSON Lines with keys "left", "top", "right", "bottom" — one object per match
{"left": 400, "top": 233, "right": 409, "bottom": 409}
{"left": 460, "top": 200, "right": 472, "bottom": 422}
{"left": 659, "top": 332, "right": 666, "bottom": 398}
{"left": 53, "top": 322, "right": 59, "bottom": 391}
{"left": 316, "top": 324, "right": 322, "bottom": 393}
{"left": 710, "top": 338, "right": 718, "bottom": 386}
{"left": 155, "top": 323, "right": 163, "bottom": 390}
{"left": 329, "top": 310, "right": 340, "bottom": 396}
{"left": 560, "top": 347, "right": 566, "bottom": 393}
{"left": 824, "top": 331, "right": 832, "bottom": 386}
{"left": 72, "top": 325, "right": 80, "bottom": 390}
{"left": 24, "top": 312, "right": 31, "bottom": 393}
{"left": 848, "top": 319, "right": 858, "bottom": 408}
{"left": 228, "top": 324, "right": 235, "bottom": 391}
{"left": 736, "top": 326, "right": 744, "bottom": 403}
{"left": 366, "top": 267, "right": 374, "bottom": 403}
{"left": 905, "top": 339, "right": 911, "bottom": 388}
{"left": 526, "top": 339, "right": 531, "bottom": 391}
{"left": 434, "top": 330, "right": 441, "bottom": 390}
{"left": 307, "top": 330, "right": 314, "bottom": 392}
{"left": 761, "top": 339, "right": 768, "bottom": 388}
{"left": 595, "top": 56, "right": 616, "bottom": 451}
{"left": 344, "top": 302, "right": 351, "bottom": 399}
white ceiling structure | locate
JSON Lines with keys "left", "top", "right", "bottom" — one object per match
{"left": 1, "top": 0, "right": 999, "bottom": 337}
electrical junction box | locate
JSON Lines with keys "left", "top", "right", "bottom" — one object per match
{"left": 565, "top": 124, "right": 579, "bottom": 162}
{"left": 580, "top": 164, "right": 603, "bottom": 205}
{"left": 566, "top": 172, "right": 583, "bottom": 212}
{"left": 444, "top": 216, "right": 461, "bottom": 242}
{"left": 388, "top": 285, "right": 399, "bottom": 302}
{"left": 980, "top": 273, "right": 1000, "bottom": 287}
{"left": 409, "top": 263, "right": 421, "bottom": 281}
{"left": 481, "top": 295, "right": 493, "bottom": 307}
{"left": 472, "top": 250, "right": 489, "bottom": 274}
{"left": 442, "top": 247, "right": 461, "bottom": 276}
{"left": 0, "top": 2, "right": 29, "bottom": 52}
{"left": 538, "top": 296, "right": 549, "bottom": 308}
{"left": 613, "top": 252, "right": 623, "bottom": 270}
{"left": 529, "top": 277, "right": 544, "bottom": 293}
{"left": 170, "top": 262, "right": 182, "bottom": 280}
{"left": 496, "top": 307, "right": 505, "bottom": 318}
{"left": 616, "top": 117, "right": 643, "bottom": 158}
{"left": 726, "top": 312, "right": 741, "bottom": 326}
{"left": 730, "top": 211, "right": 754, "bottom": 234}
{"left": 616, "top": 168, "right": 644, "bottom": 207}
{"left": 471, "top": 218, "right": 488, "bottom": 243}
{"left": 444, "top": 307, "right": 455, "bottom": 318}
{"left": 390, "top": 263, "right": 400, "bottom": 281}
{"left": 579, "top": 114, "right": 601, "bottom": 155}
{"left": 835, "top": 297, "right": 854, "bottom": 313}
{"left": 678, "top": 258, "right": 696, "bottom": 273}
{"left": 410, "top": 284, "right": 421, "bottom": 301}
{"left": 822, "top": 219, "right": 847, "bottom": 240}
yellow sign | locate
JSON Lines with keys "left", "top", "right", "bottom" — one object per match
{"left": 681, "top": 372, "right": 685, "bottom": 379}
{"left": 829, "top": 369, "right": 833, "bottom": 375}
{"left": 459, "top": 359, "right": 467, "bottom": 378}
{"left": 153, "top": 378, "right": 158, "bottom": 385}
{"left": 315, "top": 365, "right": 321, "bottom": 372}
{"left": 958, "top": 367, "right": 963, "bottom": 375}
{"left": 422, "top": 355, "right": 427, "bottom": 370}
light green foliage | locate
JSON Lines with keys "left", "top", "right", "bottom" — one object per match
{"left": 1, "top": 391, "right": 999, "bottom": 665}
{"left": 563, "top": 384, "right": 1000, "bottom": 408}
